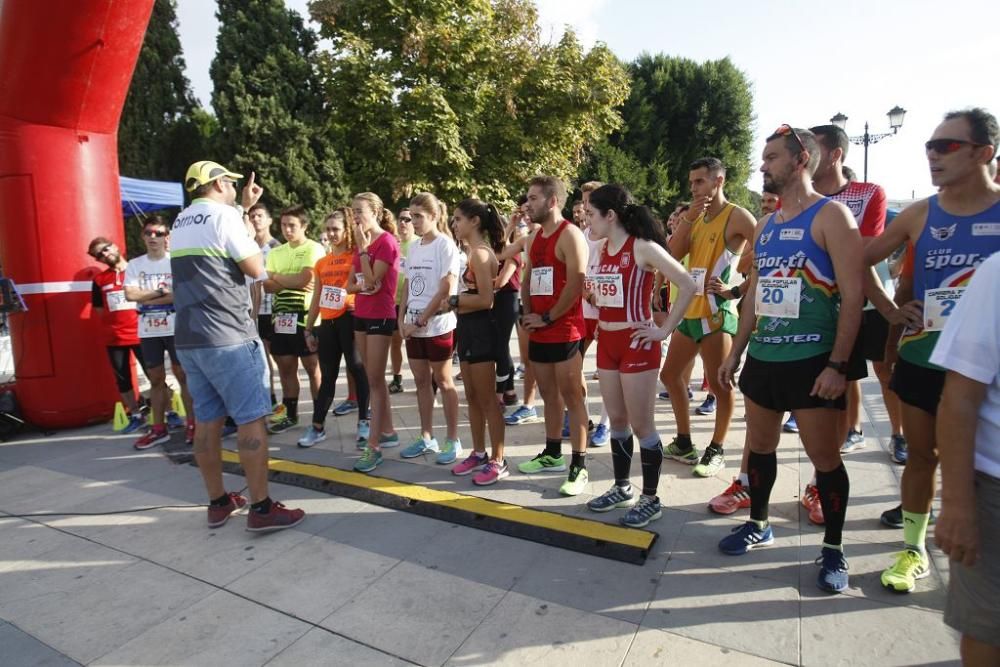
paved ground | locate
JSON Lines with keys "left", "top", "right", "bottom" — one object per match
{"left": 0, "top": 345, "right": 960, "bottom": 666}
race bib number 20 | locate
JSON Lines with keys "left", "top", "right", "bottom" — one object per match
{"left": 756, "top": 277, "right": 801, "bottom": 319}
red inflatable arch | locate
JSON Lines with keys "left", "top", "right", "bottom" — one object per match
{"left": 0, "top": 0, "right": 155, "bottom": 428}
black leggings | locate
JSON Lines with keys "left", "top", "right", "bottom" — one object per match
{"left": 313, "top": 314, "right": 369, "bottom": 425}
{"left": 106, "top": 345, "right": 148, "bottom": 393}
{"left": 492, "top": 289, "right": 518, "bottom": 394}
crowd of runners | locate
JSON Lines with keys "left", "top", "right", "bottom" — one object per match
{"left": 86, "top": 108, "right": 1000, "bottom": 662}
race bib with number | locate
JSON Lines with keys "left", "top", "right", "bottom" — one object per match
{"left": 139, "top": 311, "right": 175, "bottom": 337}
{"left": 320, "top": 285, "right": 346, "bottom": 311}
{"left": 274, "top": 313, "right": 298, "bottom": 335}
{"left": 923, "top": 287, "right": 965, "bottom": 332}
{"left": 756, "top": 277, "right": 801, "bottom": 319}
{"left": 690, "top": 267, "right": 707, "bottom": 296}
{"left": 592, "top": 273, "right": 624, "bottom": 308}
{"left": 106, "top": 290, "right": 135, "bottom": 312}
{"left": 530, "top": 266, "right": 554, "bottom": 296}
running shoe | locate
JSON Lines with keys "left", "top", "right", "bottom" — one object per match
{"left": 514, "top": 365, "right": 525, "bottom": 379}
{"left": 782, "top": 415, "right": 799, "bottom": 433}
{"left": 561, "top": 411, "right": 570, "bottom": 438}
{"left": 166, "top": 410, "right": 185, "bottom": 430}
{"left": 388, "top": 378, "right": 403, "bottom": 394}
{"left": 356, "top": 419, "right": 370, "bottom": 447}
{"left": 246, "top": 501, "right": 306, "bottom": 533}
{"left": 297, "top": 427, "right": 326, "bottom": 448}
{"left": 206, "top": 491, "right": 248, "bottom": 528}
{"left": 880, "top": 549, "right": 929, "bottom": 593}
{"left": 841, "top": 429, "right": 865, "bottom": 453}
{"left": 665, "top": 438, "right": 699, "bottom": 465}
{"left": 453, "top": 452, "right": 488, "bottom": 476}
{"left": 693, "top": 443, "right": 725, "bottom": 477}
{"left": 621, "top": 495, "right": 662, "bottom": 528}
{"left": 816, "top": 547, "right": 850, "bottom": 593}
{"left": 695, "top": 394, "right": 717, "bottom": 415}
{"left": 184, "top": 422, "right": 195, "bottom": 446}
{"left": 332, "top": 399, "right": 358, "bottom": 416}
{"left": 891, "top": 435, "right": 908, "bottom": 465}
{"left": 718, "top": 521, "right": 774, "bottom": 555}
{"left": 473, "top": 460, "right": 509, "bottom": 486}
{"left": 589, "top": 423, "right": 609, "bottom": 447}
{"left": 504, "top": 405, "right": 538, "bottom": 425}
{"left": 587, "top": 484, "right": 637, "bottom": 513}
{"left": 354, "top": 447, "right": 383, "bottom": 472}
{"left": 657, "top": 389, "right": 694, "bottom": 401}
{"left": 436, "top": 438, "right": 463, "bottom": 464}
{"left": 880, "top": 504, "right": 904, "bottom": 528}
{"left": 269, "top": 404, "right": 287, "bottom": 424}
{"left": 121, "top": 413, "right": 146, "bottom": 435}
{"left": 401, "top": 437, "right": 439, "bottom": 458}
{"left": 558, "top": 465, "right": 589, "bottom": 496}
{"left": 709, "top": 478, "right": 750, "bottom": 515}
{"left": 268, "top": 415, "right": 298, "bottom": 434}
{"left": 802, "top": 484, "right": 825, "bottom": 525}
{"left": 134, "top": 428, "right": 170, "bottom": 451}
{"left": 517, "top": 452, "right": 567, "bottom": 474}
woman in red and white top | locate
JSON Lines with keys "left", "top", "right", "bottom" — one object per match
{"left": 584, "top": 184, "right": 696, "bottom": 528}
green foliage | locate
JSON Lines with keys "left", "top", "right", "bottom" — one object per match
{"left": 211, "top": 0, "right": 348, "bottom": 220}
{"left": 310, "top": 0, "right": 629, "bottom": 208}
{"left": 579, "top": 54, "right": 756, "bottom": 214}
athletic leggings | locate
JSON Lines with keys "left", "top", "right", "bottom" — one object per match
{"left": 313, "top": 313, "right": 369, "bottom": 425}
{"left": 492, "top": 289, "right": 519, "bottom": 394}
{"left": 106, "top": 345, "right": 148, "bottom": 393}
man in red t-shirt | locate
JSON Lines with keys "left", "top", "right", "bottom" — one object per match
{"left": 88, "top": 236, "right": 149, "bottom": 433}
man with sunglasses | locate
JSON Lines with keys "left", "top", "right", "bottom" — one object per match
{"left": 718, "top": 125, "right": 864, "bottom": 593}
{"left": 123, "top": 215, "right": 194, "bottom": 450}
{"left": 88, "top": 236, "right": 149, "bottom": 434}
{"left": 863, "top": 108, "right": 1000, "bottom": 594}
{"left": 171, "top": 160, "right": 305, "bottom": 532}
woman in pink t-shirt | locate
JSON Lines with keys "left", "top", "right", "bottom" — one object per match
{"left": 348, "top": 192, "right": 401, "bottom": 472}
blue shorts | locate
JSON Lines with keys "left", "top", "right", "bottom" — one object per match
{"left": 176, "top": 339, "right": 271, "bottom": 425}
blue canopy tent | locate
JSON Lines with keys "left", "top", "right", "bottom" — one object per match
{"left": 120, "top": 176, "right": 184, "bottom": 218}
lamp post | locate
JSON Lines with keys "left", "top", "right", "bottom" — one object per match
{"left": 830, "top": 106, "right": 906, "bottom": 182}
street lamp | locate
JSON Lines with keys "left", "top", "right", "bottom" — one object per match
{"left": 829, "top": 106, "right": 906, "bottom": 182}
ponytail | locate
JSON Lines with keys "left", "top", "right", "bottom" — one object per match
{"left": 379, "top": 208, "right": 397, "bottom": 235}
{"left": 590, "top": 184, "right": 667, "bottom": 249}
{"left": 456, "top": 198, "right": 505, "bottom": 253}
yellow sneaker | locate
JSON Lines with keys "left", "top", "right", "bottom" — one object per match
{"left": 269, "top": 404, "right": 287, "bottom": 425}
{"left": 880, "top": 549, "right": 929, "bottom": 593}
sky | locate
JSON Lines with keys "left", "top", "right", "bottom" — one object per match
{"left": 175, "top": 0, "right": 999, "bottom": 202}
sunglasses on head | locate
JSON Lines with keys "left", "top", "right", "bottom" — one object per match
{"left": 924, "top": 138, "right": 986, "bottom": 154}
{"left": 144, "top": 230, "right": 168, "bottom": 238}
{"left": 773, "top": 124, "right": 806, "bottom": 153}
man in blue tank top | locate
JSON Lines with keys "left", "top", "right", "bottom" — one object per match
{"left": 864, "top": 108, "right": 1000, "bottom": 594}
{"left": 718, "top": 126, "right": 864, "bottom": 593}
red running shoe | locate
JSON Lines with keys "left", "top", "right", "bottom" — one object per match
{"left": 246, "top": 501, "right": 306, "bottom": 533}
{"left": 134, "top": 427, "right": 170, "bottom": 451}
{"left": 207, "top": 492, "right": 248, "bottom": 528}
{"left": 184, "top": 422, "right": 195, "bottom": 445}
{"left": 709, "top": 478, "right": 751, "bottom": 515}
{"left": 802, "top": 484, "right": 825, "bottom": 525}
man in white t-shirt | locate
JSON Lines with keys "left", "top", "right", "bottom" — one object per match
{"left": 124, "top": 215, "right": 193, "bottom": 450}
{"left": 931, "top": 250, "right": 1000, "bottom": 663}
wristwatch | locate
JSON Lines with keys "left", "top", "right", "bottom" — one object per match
{"left": 448, "top": 294, "right": 460, "bottom": 309}
{"left": 826, "top": 360, "right": 848, "bottom": 375}
{"left": 730, "top": 285, "right": 741, "bottom": 299}
{"left": 541, "top": 311, "right": 552, "bottom": 325}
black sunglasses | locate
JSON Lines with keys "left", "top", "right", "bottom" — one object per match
{"left": 924, "top": 138, "right": 987, "bottom": 154}
{"left": 144, "top": 230, "right": 168, "bottom": 238}
{"left": 399, "top": 216, "right": 412, "bottom": 223}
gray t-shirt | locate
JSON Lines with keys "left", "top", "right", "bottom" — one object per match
{"left": 170, "top": 199, "right": 261, "bottom": 349}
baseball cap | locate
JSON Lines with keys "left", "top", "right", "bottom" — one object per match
{"left": 184, "top": 161, "right": 243, "bottom": 192}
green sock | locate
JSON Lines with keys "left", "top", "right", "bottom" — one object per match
{"left": 752, "top": 519, "right": 768, "bottom": 530}
{"left": 902, "top": 510, "right": 930, "bottom": 554}
{"left": 822, "top": 542, "right": 842, "bottom": 552}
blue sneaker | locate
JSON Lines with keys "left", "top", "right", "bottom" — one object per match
{"left": 354, "top": 447, "right": 383, "bottom": 473}
{"left": 658, "top": 389, "right": 694, "bottom": 401}
{"left": 121, "top": 414, "right": 146, "bottom": 435}
{"left": 356, "top": 419, "right": 371, "bottom": 448}
{"left": 589, "top": 423, "right": 609, "bottom": 447}
{"left": 782, "top": 415, "right": 799, "bottom": 433}
{"left": 504, "top": 405, "right": 538, "bottom": 425}
{"left": 333, "top": 400, "right": 358, "bottom": 416}
{"left": 561, "top": 411, "right": 570, "bottom": 439}
{"left": 436, "top": 438, "right": 463, "bottom": 465}
{"left": 695, "top": 394, "right": 717, "bottom": 415}
{"left": 718, "top": 521, "right": 774, "bottom": 555}
{"left": 816, "top": 547, "right": 850, "bottom": 593}
{"left": 297, "top": 426, "right": 327, "bottom": 448}
{"left": 166, "top": 411, "right": 185, "bottom": 430}
{"left": 841, "top": 429, "right": 865, "bottom": 453}
{"left": 401, "top": 437, "right": 439, "bottom": 458}
{"left": 891, "top": 435, "right": 908, "bottom": 464}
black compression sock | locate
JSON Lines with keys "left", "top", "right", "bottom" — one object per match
{"left": 251, "top": 497, "right": 273, "bottom": 514}
{"left": 640, "top": 440, "right": 663, "bottom": 497}
{"left": 610, "top": 434, "right": 634, "bottom": 487}
{"left": 544, "top": 438, "right": 562, "bottom": 458}
{"left": 283, "top": 398, "right": 298, "bottom": 421}
{"left": 571, "top": 451, "right": 586, "bottom": 469}
{"left": 816, "top": 463, "right": 850, "bottom": 546}
{"left": 674, "top": 433, "right": 693, "bottom": 453}
{"left": 747, "top": 450, "right": 777, "bottom": 523}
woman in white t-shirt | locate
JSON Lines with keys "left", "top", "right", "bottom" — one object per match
{"left": 397, "top": 192, "right": 463, "bottom": 464}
